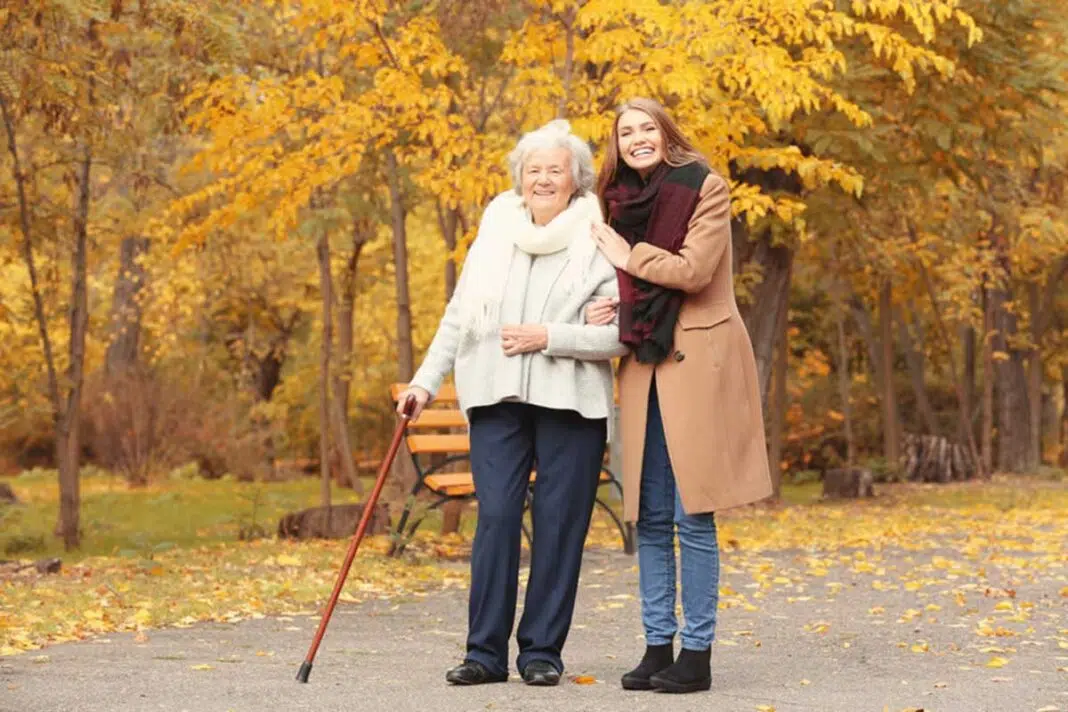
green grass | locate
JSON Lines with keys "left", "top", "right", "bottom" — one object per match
{"left": 0, "top": 467, "right": 365, "bottom": 561}
{"left": 880, "top": 475, "right": 1068, "bottom": 510}
{"left": 777, "top": 481, "right": 823, "bottom": 505}
{"left": 3, "top": 467, "right": 1063, "bottom": 562}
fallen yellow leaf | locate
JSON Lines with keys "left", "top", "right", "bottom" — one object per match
{"left": 986, "top": 656, "right": 1009, "bottom": 669}
{"left": 190, "top": 664, "right": 215, "bottom": 671}
{"left": 571, "top": 675, "right": 597, "bottom": 685}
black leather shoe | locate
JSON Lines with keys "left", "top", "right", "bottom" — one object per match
{"left": 650, "top": 646, "right": 711, "bottom": 693}
{"left": 520, "top": 660, "right": 560, "bottom": 686}
{"left": 445, "top": 660, "right": 508, "bottom": 685}
{"left": 621, "top": 643, "right": 674, "bottom": 690}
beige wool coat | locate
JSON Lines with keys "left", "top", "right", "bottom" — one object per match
{"left": 617, "top": 170, "right": 774, "bottom": 523}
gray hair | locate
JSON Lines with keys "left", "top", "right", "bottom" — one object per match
{"left": 507, "top": 119, "right": 596, "bottom": 195}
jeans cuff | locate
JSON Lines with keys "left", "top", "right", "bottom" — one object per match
{"left": 645, "top": 635, "right": 675, "bottom": 646}
{"left": 680, "top": 638, "right": 713, "bottom": 651}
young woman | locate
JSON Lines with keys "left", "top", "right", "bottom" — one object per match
{"left": 588, "top": 98, "right": 773, "bottom": 694}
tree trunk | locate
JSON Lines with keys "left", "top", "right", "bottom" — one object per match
{"left": 56, "top": 142, "right": 92, "bottom": 550}
{"left": 907, "top": 227, "right": 984, "bottom": 475}
{"left": 436, "top": 203, "right": 464, "bottom": 534}
{"left": 822, "top": 468, "right": 874, "bottom": 499}
{"left": 878, "top": 280, "right": 900, "bottom": 466}
{"left": 1028, "top": 283, "right": 1042, "bottom": 465}
{"left": 105, "top": 236, "right": 149, "bottom": 374}
{"left": 898, "top": 310, "right": 939, "bottom": 435}
{"left": 981, "top": 287, "right": 994, "bottom": 474}
{"left": 731, "top": 164, "right": 801, "bottom": 415}
{"left": 1060, "top": 365, "right": 1068, "bottom": 467}
{"left": 1, "top": 93, "right": 61, "bottom": 420}
{"left": 330, "top": 397, "right": 359, "bottom": 493}
{"left": 738, "top": 238, "right": 793, "bottom": 416}
{"left": 849, "top": 296, "right": 882, "bottom": 386}
{"left": 1028, "top": 257, "right": 1068, "bottom": 466}
{"left": 386, "top": 151, "right": 414, "bottom": 381}
{"left": 436, "top": 203, "right": 460, "bottom": 301}
{"left": 959, "top": 322, "right": 976, "bottom": 448}
{"left": 1042, "top": 387, "right": 1057, "bottom": 460}
{"left": 316, "top": 232, "right": 333, "bottom": 508}
{"left": 557, "top": 8, "right": 575, "bottom": 117}
{"left": 386, "top": 152, "right": 419, "bottom": 501}
{"left": 330, "top": 219, "right": 370, "bottom": 492}
{"left": 834, "top": 302, "right": 856, "bottom": 466}
{"left": 990, "top": 283, "right": 1034, "bottom": 471}
{"left": 55, "top": 425, "right": 80, "bottom": 550}
{"left": 767, "top": 295, "right": 789, "bottom": 498}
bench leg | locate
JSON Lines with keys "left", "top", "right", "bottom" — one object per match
{"left": 388, "top": 480, "right": 425, "bottom": 557}
{"left": 594, "top": 496, "right": 634, "bottom": 554}
{"left": 402, "top": 495, "right": 452, "bottom": 544}
{"left": 603, "top": 468, "right": 625, "bottom": 502}
{"left": 596, "top": 468, "right": 634, "bottom": 554}
{"left": 521, "top": 493, "right": 534, "bottom": 550}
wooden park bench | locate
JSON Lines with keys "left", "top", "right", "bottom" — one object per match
{"left": 387, "top": 383, "right": 634, "bottom": 556}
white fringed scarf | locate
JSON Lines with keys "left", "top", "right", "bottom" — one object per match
{"left": 458, "top": 190, "right": 604, "bottom": 338}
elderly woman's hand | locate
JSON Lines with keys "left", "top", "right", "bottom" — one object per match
{"left": 591, "top": 222, "right": 632, "bottom": 270}
{"left": 585, "top": 297, "right": 618, "bottom": 326}
{"left": 500, "top": 324, "right": 548, "bottom": 356}
{"left": 395, "top": 385, "right": 430, "bottom": 420}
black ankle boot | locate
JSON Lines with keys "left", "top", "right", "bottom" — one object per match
{"left": 649, "top": 646, "right": 711, "bottom": 693}
{"left": 620, "top": 643, "right": 674, "bottom": 690}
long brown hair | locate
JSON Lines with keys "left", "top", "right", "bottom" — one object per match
{"left": 595, "top": 97, "right": 707, "bottom": 204}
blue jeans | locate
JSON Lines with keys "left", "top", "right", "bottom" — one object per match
{"left": 637, "top": 379, "right": 720, "bottom": 651}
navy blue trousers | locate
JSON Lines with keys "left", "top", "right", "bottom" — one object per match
{"left": 464, "top": 402, "right": 606, "bottom": 676}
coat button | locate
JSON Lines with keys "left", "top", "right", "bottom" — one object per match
{"left": 674, "top": 351, "right": 685, "bottom": 362}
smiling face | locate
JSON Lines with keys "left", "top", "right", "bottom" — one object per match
{"left": 521, "top": 147, "right": 576, "bottom": 225}
{"left": 616, "top": 109, "right": 664, "bottom": 178}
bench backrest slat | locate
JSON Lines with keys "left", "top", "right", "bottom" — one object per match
{"left": 405, "top": 409, "right": 467, "bottom": 429}
{"left": 406, "top": 433, "right": 471, "bottom": 454}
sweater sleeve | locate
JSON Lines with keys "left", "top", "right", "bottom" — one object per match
{"left": 543, "top": 262, "right": 628, "bottom": 361}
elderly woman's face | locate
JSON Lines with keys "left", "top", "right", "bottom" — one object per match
{"left": 521, "top": 147, "right": 575, "bottom": 224}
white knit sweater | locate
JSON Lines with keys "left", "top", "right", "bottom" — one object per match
{"left": 409, "top": 191, "right": 626, "bottom": 426}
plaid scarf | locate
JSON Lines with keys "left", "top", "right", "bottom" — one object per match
{"left": 603, "top": 161, "right": 709, "bottom": 364}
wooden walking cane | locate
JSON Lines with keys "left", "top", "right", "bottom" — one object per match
{"left": 296, "top": 395, "right": 416, "bottom": 683}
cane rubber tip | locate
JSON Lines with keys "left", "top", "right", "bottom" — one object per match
{"left": 296, "top": 661, "right": 312, "bottom": 683}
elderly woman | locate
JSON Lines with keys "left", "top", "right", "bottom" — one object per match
{"left": 396, "top": 119, "right": 626, "bottom": 687}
